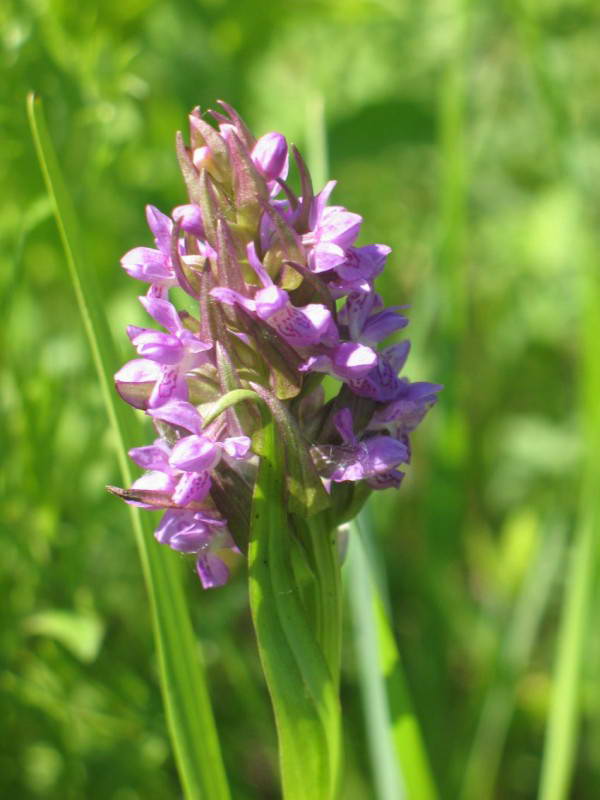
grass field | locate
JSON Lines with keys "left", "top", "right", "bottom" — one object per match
{"left": 2, "top": 1, "right": 599, "bottom": 797}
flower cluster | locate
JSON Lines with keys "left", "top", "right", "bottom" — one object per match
{"left": 110, "top": 102, "right": 441, "bottom": 587}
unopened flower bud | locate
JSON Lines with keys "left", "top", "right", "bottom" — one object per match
{"left": 252, "top": 132, "right": 289, "bottom": 183}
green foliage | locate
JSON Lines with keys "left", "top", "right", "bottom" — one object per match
{"left": 2, "top": 0, "right": 599, "bottom": 796}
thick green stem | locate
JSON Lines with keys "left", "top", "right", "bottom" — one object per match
{"left": 249, "top": 414, "right": 341, "bottom": 799}
{"left": 294, "top": 514, "right": 342, "bottom": 689}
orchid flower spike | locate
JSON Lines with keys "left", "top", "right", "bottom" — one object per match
{"left": 110, "top": 101, "right": 441, "bottom": 587}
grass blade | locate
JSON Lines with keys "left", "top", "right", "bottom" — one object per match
{"left": 348, "top": 515, "right": 439, "bottom": 800}
{"left": 461, "top": 521, "right": 565, "bottom": 800}
{"left": 27, "top": 93, "right": 230, "bottom": 800}
{"left": 538, "top": 516, "right": 596, "bottom": 800}
{"left": 538, "top": 270, "right": 600, "bottom": 800}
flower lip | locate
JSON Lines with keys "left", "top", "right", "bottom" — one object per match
{"left": 129, "top": 330, "right": 184, "bottom": 364}
{"left": 170, "top": 435, "right": 221, "bottom": 473}
{"left": 255, "top": 285, "right": 289, "bottom": 318}
{"left": 120, "top": 247, "right": 176, "bottom": 286}
{"left": 148, "top": 399, "right": 203, "bottom": 434}
{"left": 332, "top": 342, "right": 378, "bottom": 376}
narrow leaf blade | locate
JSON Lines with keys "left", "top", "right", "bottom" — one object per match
{"left": 348, "top": 515, "right": 439, "bottom": 800}
{"left": 27, "top": 93, "right": 230, "bottom": 800}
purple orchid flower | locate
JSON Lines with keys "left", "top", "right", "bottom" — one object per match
{"left": 111, "top": 102, "right": 440, "bottom": 588}
{"left": 211, "top": 243, "right": 339, "bottom": 350}
{"left": 172, "top": 204, "right": 205, "bottom": 239}
{"left": 258, "top": 198, "right": 300, "bottom": 253}
{"left": 116, "top": 295, "right": 212, "bottom": 408}
{"left": 127, "top": 436, "right": 212, "bottom": 508}
{"left": 122, "top": 399, "right": 251, "bottom": 580}
{"left": 315, "top": 408, "right": 408, "bottom": 489}
{"left": 369, "top": 379, "right": 443, "bottom": 437}
{"left": 155, "top": 509, "right": 237, "bottom": 589}
{"left": 301, "top": 181, "right": 363, "bottom": 273}
{"left": 300, "top": 341, "right": 378, "bottom": 383}
{"left": 339, "top": 291, "right": 408, "bottom": 346}
{"left": 251, "top": 132, "right": 289, "bottom": 195}
{"left": 120, "top": 206, "right": 179, "bottom": 287}
{"left": 328, "top": 244, "right": 392, "bottom": 296}
{"left": 345, "top": 342, "right": 413, "bottom": 402}
{"left": 149, "top": 400, "right": 251, "bottom": 473}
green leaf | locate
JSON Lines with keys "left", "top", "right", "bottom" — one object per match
{"left": 248, "top": 408, "right": 341, "bottom": 800}
{"left": 24, "top": 610, "right": 104, "bottom": 664}
{"left": 28, "top": 93, "right": 230, "bottom": 800}
{"left": 348, "top": 516, "right": 439, "bottom": 800}
{"left": 461, "top": 520, "right": 565, "bottom": 800}
{"left": 538, "top": 262, "right": 600, "bottom": 800}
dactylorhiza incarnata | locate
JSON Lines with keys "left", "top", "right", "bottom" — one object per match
{"left": 109, "top": 101, "right": 441, "bottom": 588}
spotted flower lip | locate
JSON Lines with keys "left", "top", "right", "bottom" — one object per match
{"left": 110, "top": 100, "right": 440, "bottom": 587}
{"left": 329, "top": 408, "right": 410, "bottom": 483}
{"left": 339, "top": 290, "right": 408, "bottom": 345}
{"left": 155, "top": 509, "right": 235, "bottom": 589}
{"left": 118, "top": 297, "right": 212, "bottom": 409}
{"left": 211, "top": 243, "right": 339, "bottom": 349}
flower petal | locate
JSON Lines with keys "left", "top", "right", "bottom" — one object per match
{"left": 121, "top": 247, "right": 174, "bottom": 286}
{"left": 146, "top": 205, "right": 173, "bottom": 254}
{"left": 170, "top": 435, "right": 221, "bottom": 472}
{"left": 114, "top": 358, "right": 161, "bottom": 410}
{"left": 139, "top": 295, "right": 183, "bottom": 334}
{"left": 148, "top": 399, "right": 203, "bottom": 433}
{"left": 129, "top": 441, "right": 171, "bottom": 470}
{"left": 196, "top": 553, "right": 230, "bottom": 589}
{"left": 223, "top": 436, "right": 252, "bottom": 459}
{"left": 171, "top": 471, "right": 211, "bottom": 505}
{"left": 172, "top": 204, "right": 204, "bottom": 238}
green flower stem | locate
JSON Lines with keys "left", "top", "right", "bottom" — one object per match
{"left": 293, "top": 514, "right": 342, "bottom": 689}
{"left": 249, "top": 412, "right": 341, "bottom": 799}
{"left": 312, "top": 515, "right": 343, "bottom": 689}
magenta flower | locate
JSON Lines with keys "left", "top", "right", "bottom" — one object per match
{"left": 302, "top": 181, "right": 363, "bottom": 273}
{"left": 155, "top": 510, "right": 236, "bottom": 588}
{"left": 120, "top": 206, "right": 178, "bottom": 287}
{"left": 172, "top": 204, "right": 205, "bottom": 239}
{"left": 251, "top": 132, "right": 289, "bottom": 193}
{"left": 339, "top": 291, "right": 408, "bottom": 346}
{"left": 211, "top": 243, "right": 338, "bottom": 349}
{"left": 327, "top": 408, "right": 409, "bottom": 488}
{"left": 116, "top": 296, "right": 212, "bottom": 408}
{"left": 110, "top": 101, "right": 440, "bottom": 587}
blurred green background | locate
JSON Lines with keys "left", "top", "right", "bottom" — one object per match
{"left": 2, "top": 0, "right": 599, "bottom": 797}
